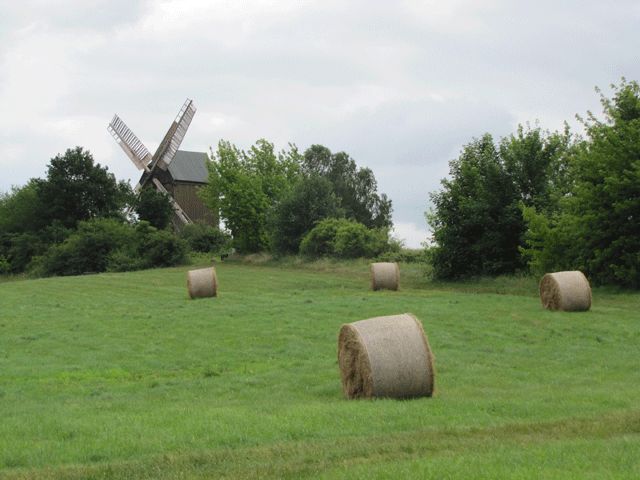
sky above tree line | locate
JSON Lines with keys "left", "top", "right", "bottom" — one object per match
{"left": 1, "top": 0, "right": 639, "bottom": 247}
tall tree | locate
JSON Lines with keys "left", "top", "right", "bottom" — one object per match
{"left": 302, "top": 145, "right": 392, "bottom": 229}
{"left": 33, "top": 147, "right": 131, "bottom": 229}
{"left": 201, "top": 140, "right": 300, "bottom": 253}
{"left": 270, "top": 175, "right": 342, "bottom": 254}
{"left": 522, "top": 80, "right": 640, "bottom": 286}
{"left": 428, "top": 134, "right": 522, "bottom": 278}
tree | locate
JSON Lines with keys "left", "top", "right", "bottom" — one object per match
{"left": 501, "top": 125, "right": 573, "bottom": 213}
{"left": 522, "top": 80, "right": 640, "bottom": 286}
{"left": 33, "top": 147, "right": 131, "bottom": 229}
{"left": 201, "top": 140, "right": 300, "bottom": 253}
{"left": 0, "top": 181, "right": 41, "bottom": 234}
{"left": 428, "top": 134, "right": 524, "bottom": 279}
{"left": 270, "top": 175, "right": 342, "bottom": 254}
{"left": 135, "top": 187, "right": 174, "bottom": 230}
{"left": 302, "top": 145, "right": 392, "bottom": 229}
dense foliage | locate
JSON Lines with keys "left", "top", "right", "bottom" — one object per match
{"left": 135, "top": 187, "right": 174, "bottom": 229}
{"left": 0, "top": 148, "right": 188, "bottom": 277}
{"left": 428, "top": 79, "right": 639, "bottom": 287}
{"left": 32, "top": 147, "right": 132, "bottom": 230}
{"left": 31, "top": 219, "right": 187, "bottom": 277}
{"left": 299, "top": 218, "right": 394, "bottom": 259}
{"left": 521, "top": 80, "right": 640, "bottom": 287}
{"left": 202, "top": 140, "right": 300, "bottom": 253}
{"left": 270, "top": 175, "right": 342, "bottom": 254}
{"left": 301, "top": 145, "right": 393, "bottom": 229}
{"left": 179, "top": 223, "right": 231, "bottom": 254}
{"left": 201, "top": 140, "right": 394, "bottom": 255}
{"left": 428, "top": 128, "right": 570, "bottom": 279}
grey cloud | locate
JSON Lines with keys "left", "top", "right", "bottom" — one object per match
{"left": 2, "top": 0, "right": 640, "bottom": 247}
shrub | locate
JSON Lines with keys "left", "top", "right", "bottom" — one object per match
{"left": 33, "top": 219, "right": 187, "bottom": 276}
{"left": 299, "top": 218, "right": 345, "bottom": 257}
{"left": 333, "top": 221, "right": 372, "bottom": 258}
{"left": 34, "top": 218, "right": 133, "bottom": 276}
{"left": 180, "top": 223, "right": 231, "bottom": 253}
{"left": 135, "top": 222, "right": 187, "bottom": 268}
{"left": 300, "top": 218, "right": 393, "bottom": 259}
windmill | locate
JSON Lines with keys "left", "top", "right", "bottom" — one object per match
{"left": 108, "top": 99, "right": 214, "bottom": 226}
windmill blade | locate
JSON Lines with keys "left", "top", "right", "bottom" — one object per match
{"left": 152, "top": 99, "right": 197, "bottom": 170}
{"left": 108, "top": 115, "right": 152, "bottom": 171}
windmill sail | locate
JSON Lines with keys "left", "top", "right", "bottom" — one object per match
{"left": 152, "top": 99, "right": 197, "bottom": 170}
{"left": 107, "top": 115, "right": 152, "bottom": 171}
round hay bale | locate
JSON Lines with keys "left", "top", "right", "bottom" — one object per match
{"left": 337, "top": 313, "right": 434, "bottom": 399}
{"left": 370, "top": 262, "right": 400, "bottom": 291}
{"left": 539, "top": 271, "right": 591, "bottom": 311}
{"left": 187, "top": 267, "right": 218, "bottom": 299}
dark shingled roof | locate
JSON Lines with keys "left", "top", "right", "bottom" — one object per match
{"left": 167, "top": 150, "right": 209, "bottom": 183}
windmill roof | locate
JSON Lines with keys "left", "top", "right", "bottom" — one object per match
{"left": 167, "top": 150, "right": 209, "bottom": 183}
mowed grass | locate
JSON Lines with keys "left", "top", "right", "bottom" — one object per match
{"left": 0, "top": 261, "right": 639, "bottom": 479}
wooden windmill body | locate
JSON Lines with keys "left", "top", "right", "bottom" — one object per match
{"left": 108, "top": 99, "right": 216, "bottom": 227}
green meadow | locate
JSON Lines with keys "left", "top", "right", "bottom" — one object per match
{"left": 1, "top": 261, "right": 639, "bottom": 479}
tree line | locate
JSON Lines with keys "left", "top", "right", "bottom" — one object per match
{"left": 428, "top": 79, "right": 639, "bottom": 287}
{"left": 198, "top": 140, "right": 395, "bottom": 257}
{"left": 1, "top": 79, "right": 637, "bottom": 287}
{"left": 0, "top": 141, "right": 396, "bottom": 277}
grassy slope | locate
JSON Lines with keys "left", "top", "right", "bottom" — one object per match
{"left": 0, "top": 261, "right": 638, "bottom": 479}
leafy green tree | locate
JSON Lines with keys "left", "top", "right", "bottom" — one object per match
{"left": 180, "top": 223, "right": 231, "bottom": 253}
{"left": 201, "top": 140, "right": 300, "bottom": 253}
{"left": 135, "top": 187, "right": 174, "bottom": 230}
{"left": 501, "top": 125, "right": 573, "bottom": 212}
{"left": 428, "top": 134, "right": 523, "bottom": 279}
{"left": 0, "top": 181, "right": 41, "bottom": 234}
{"left": 302, "top": 145, "right": 392, "bottom": 229}
{"left": 270, "top": 175, "right": 342, "bottom": 254}
{"left": 429, "top": 124, "right": 575, "bottom": 280}
{"left": 33, "top": 147, "right": 131, "bottom": 229}
{"left": 522, "top": 80, "right": 640, "bottom": 286}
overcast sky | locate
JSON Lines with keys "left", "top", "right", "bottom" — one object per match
{"left": 1, "top": 0, "right": 638, "bottom": 247}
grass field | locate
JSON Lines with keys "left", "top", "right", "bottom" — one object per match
{"left": 1, "top": 260, "right": 639, "bottom": 479}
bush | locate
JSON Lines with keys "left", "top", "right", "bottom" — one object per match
{"left": 270, "top": 175, "right": 342, "bottom": 254}
{"left": 134, "top": 222, "right": 187, "bottom": 268}
{"left": 299, "top": 218, "right": 345, "bottom": 257}
{"left": 300, "top": 218, "right": 392, "bottom": 259}
{"left": 33, "top": 218, "right": 133, "bottom": 276}
{"left": 33, "top": 219, "right": 187, "bottom": 277}
{"left": 108, "top": 222, "right": 187, "bottom": 272}
{"left": 180, "top": 223, "right": 231, "bottom": 253}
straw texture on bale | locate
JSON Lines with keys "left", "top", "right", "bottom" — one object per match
{"left": 338, "top": 313, "right": 434, "bottom": 399}
{"left": 187, "top": 267, "right": 218, "bottom": 299}
{"left": 539, "top": 271, "right": 591, "bottom": 311}
{"left": 370, "top": 262, "right": 400, "bottom": 291}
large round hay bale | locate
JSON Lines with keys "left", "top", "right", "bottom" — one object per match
{"left": 338, "top": 313, "right": 434, "bottom": 399}
{"left": 370, "top": 262, "right": 400, "bottom": 291}
{"left": 539, "top": 271, "right": 591, "bottom": 311}
{"left": 187, "top": 267, "right": 218, "bottom": 299}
